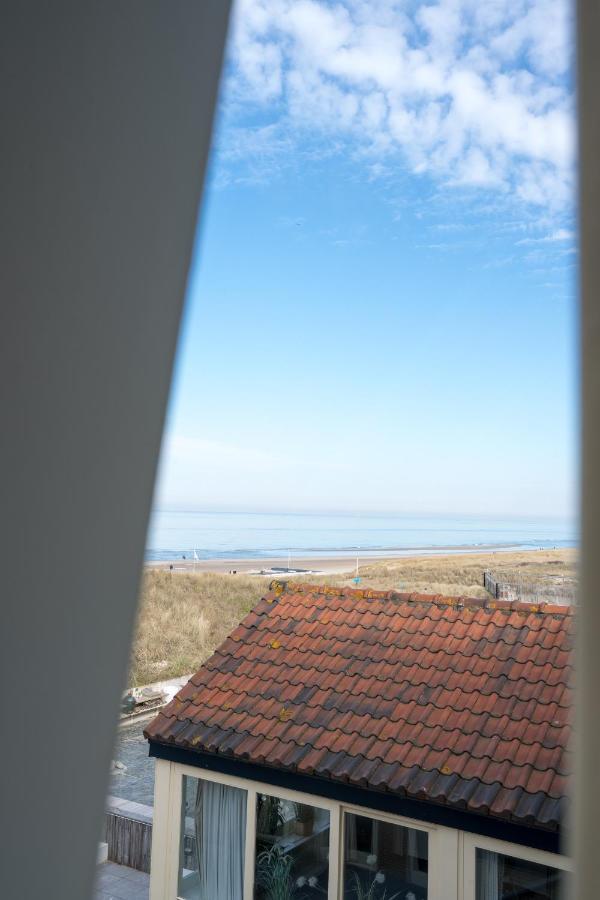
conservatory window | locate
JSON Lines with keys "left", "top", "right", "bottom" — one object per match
{"left": 177, "top": 774, "right": 247, "bottom": 900}
{"left": 253, "top": 792, "right": 330, "bottom": 897}
{"left": 342, "top": 812, "right": 428, "bottom": 899}
{"left": 475, "top": 848, "right": 569, "bottom": 900}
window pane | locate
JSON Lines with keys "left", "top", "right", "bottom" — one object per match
{"left": 476, "top": 848, "right": 569, "bottom": 900}
{"left": 178, "top": 774, "right": 246, "bottom": 900}
{"left": 254, "top": 793, "right": 330, "bottom": 897}
{"left": 343, "top": 812, "right": 428, "bottom": 898}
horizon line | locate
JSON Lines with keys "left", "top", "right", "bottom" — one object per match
{"left": 150, "top": 504, "right": 578, "bottom": 522}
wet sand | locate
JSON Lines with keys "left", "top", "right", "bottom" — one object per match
{"left": 145, "top": 544, "right": 551, "bottom": 576}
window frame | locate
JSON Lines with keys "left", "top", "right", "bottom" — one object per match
{"left": 461, "top": 832, "right": 572, "bottom": 900}
{"left": 338, "top": 803, "right": 455, "bottom": 900}
{"left": 154, "top": 759, "right": 341, "bottom": 900}
{"left": 149, "top": 759, "right": 569, "bottom": 900}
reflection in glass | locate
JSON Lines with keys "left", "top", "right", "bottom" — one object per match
{"left": 343, "top": 812, "right": 428, "bottom": 899}
{"left": 476, "top": 849, "right": 569, "bottom": 900}
{"left": 254, "top": 793, "right": 330, "bottom": 897}
{"left": 178, "top": 774, "right": 246, "bottom": 900}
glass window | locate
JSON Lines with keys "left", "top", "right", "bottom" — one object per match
{"left": 476, "top": 848, "right": 569, "bottom": 900}
{"left": 178, "top": 774, "right": 247, "bottom": 900}
{"left": 343, "top": 812, "right": 428, "bottom": 899}
{"left": 254, "top": 793, "right": 330, "bottom": 897}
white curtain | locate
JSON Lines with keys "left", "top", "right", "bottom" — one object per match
{"left": 477, "top": 849, "right": 503, "bottom": 900}
{"left": 194, "top": 780, "right": 246, "bottom": 900}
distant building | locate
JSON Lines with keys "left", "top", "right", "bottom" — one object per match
{"left": 145, "top": 582, "right": 571, "bottom": 900}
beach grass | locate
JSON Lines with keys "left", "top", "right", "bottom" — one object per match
{"left": 312, "top": 547, "right": 577, "bottom": 598}
{"left": 130, "top": 548, "right": 576, "bottom": 685}
{"left": 130, "top": 570, "right": 271, "bottom": 686}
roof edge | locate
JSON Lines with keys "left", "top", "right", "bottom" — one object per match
{"left": 148, "top": 739, "right": 564, "bottom": 855}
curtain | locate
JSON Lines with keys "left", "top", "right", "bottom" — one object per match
{"left": 194, "top": 782, "right": 203, "bottom": 885}
{"left": 476, "top": 849, "right": 503, "bottom": 900}
{"left": 345, "top": 813, "right": 358, "bottom": 860}
{"left": 391, "top": 822, "right": 403, "bottom": 855}
{"left": 406, "top": 827, "right": 419, "bottom": 881}
{"left": 194, "top": 780, "right": 246, "bottom": 900}
{"left": 390, "top": 825, "right": 420, "bottom": 881}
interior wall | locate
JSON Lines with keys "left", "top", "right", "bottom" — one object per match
{"left": 0, "top": 4, "right": 230, "bottom": 898}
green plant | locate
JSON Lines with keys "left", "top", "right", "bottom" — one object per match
{"left": 254, "top": 845, "right": 326, "bottom": 899}
{"left": 255, "top": 845, "right": 295, "bottom": 900}
{"left": 350, "top": 870, "right": 401, "bottom": 900}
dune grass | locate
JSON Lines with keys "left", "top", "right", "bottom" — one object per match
{"left": 130, "top": 570, "right": 271, "bottom": 686}
{"left": 130, "top": 549, "right": 576, "bottom": 686}
{"left": 314, "top": 548, "right": 578, "bottom": 599}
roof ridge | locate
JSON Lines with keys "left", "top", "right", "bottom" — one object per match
{"left": 268, "top": 580, "right": 573, "bottom": 617}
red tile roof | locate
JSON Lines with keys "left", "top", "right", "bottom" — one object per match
{"left": 145, "top": 582, "right": 572, "bottom": 832}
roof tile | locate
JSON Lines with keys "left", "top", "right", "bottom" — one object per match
{"left": 145, "top": 582, "right": 571, "bottom": 832}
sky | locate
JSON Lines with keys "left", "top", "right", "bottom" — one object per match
{"left": 154, "top": 0, "right": 578, "bottom": 519}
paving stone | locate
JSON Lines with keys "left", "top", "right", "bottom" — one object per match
{"left": 108, "top": 722, "right": 155, "bottom": 808}
{"left": 96, "top": 871, "right": 124, "bottom": 890}
{"left": 94, "top": 863, "right": 149, "bottom": 900}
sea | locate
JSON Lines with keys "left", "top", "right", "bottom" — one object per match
{"left": 145, "top": 510, "right": 577, "bottom": 562}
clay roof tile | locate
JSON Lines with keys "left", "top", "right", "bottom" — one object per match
{"left": 145, "top": 582, "right": 571, "bottom": 832}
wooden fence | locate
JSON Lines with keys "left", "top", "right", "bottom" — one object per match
{"left": 483, "top": 571, "right": 515, "bottom": 600}
{"left": 483, "top": 570, "right": 576, "bottom": 605}
{"left": 104, "top": 796, "right": 153, "bottom": 873}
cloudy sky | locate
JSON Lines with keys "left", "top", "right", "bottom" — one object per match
{"left": 154, "top": 0, "right": 577, "bottom": 518}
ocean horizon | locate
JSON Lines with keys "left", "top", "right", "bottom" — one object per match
{"left": 145, "top": 509, "right": 577, "bottom": 562}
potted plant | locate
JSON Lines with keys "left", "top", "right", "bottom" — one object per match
{"left": 255, "top": 845, "right": 327, "bottom": 899}
{"left": 255, "top": 844, "right": 296, "bottom": 900}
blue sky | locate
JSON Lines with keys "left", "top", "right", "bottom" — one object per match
{"left": 154, "top": 0, "right": 577, "bottom": 518}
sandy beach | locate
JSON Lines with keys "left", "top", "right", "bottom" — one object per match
{"left": 145, "top": 543, "right": 566, "bottom": 577}
{"left": 147, "top": 554, "right": 355, "bottom": 575}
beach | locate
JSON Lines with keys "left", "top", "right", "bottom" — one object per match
{"left": 147, "top": 554, "right": 352, "bottom": 575}
{"left": 145, "top": 543, "right": 569, "bottom": 576}
{"left": 145, "top": 509, "right": 575, "bottom": 567}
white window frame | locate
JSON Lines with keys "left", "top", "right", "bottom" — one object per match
{"left": 338, "top": 802, "right": 459, "bottom": 900}
{"left": 150, "top": 759, "right": 341, "bottom": 900}
{"left": 149, "top": 759, "right": 569, "bottom": 900}
{"left": 461, "top": 832, "right": 571, "bottom": 900}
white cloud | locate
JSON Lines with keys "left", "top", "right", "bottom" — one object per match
{"left": 490, "top": 0, "right": 572, "bottom": 78}
{"left": 223, "top": 0, "right": 575, "bottom": 209}
{"left": 516, "top": 227, "right": 576, "bottom": 245}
